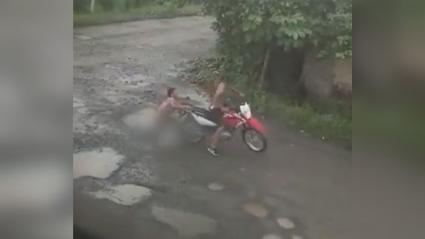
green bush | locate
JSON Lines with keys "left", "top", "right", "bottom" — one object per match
{"left": 204, "top": 0, "right": 352, "bottom": 60}
{"left": 74, "top": 0, "right": 197, "bottom": 13}
{"left": 74, "top": 0, "right": 91, "bottom": 13}
{"left": 74, "top": 3, "right": 203, "bottom": 26}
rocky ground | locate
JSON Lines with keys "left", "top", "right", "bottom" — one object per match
{"left": 74, "top": 16, "right": 351, "bottom": 239}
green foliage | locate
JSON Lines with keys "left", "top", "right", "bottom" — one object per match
{"left": 74, "top": 0, "right": 199, "bottom": 14}
{"left": 74, "top": 0, "right": 203, "bottom": 26}
{"left": 74, "top": 0, "right": 91, "bottom": 13}
{"left": 74, "top": 3, "right": 202, "bottom": 26}
{"left": 204, "top": 0, "right": 352, "bottom": 59}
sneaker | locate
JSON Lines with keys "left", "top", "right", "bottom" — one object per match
{"left": 207, "top": 146, "right": 220, "bottom": 157}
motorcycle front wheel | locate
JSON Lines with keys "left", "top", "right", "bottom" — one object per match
{"left": 242, "top": 128, "right": 267, "bottom": 152}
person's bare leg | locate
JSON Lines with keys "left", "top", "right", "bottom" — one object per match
{"left": 210, "top": 126, "right": 224, "bottom": 147}
{"left": 208, "top": 126, "right": 224, "bottom": 156}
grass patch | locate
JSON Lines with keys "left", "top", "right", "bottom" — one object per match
{"left": 185, "top": 56, "right": 352, "bottom": 147}
{"left": 265, "top": 94, "right": 352, "bottom": 145}
{"left": 74, "top": 4, "right": 203, "bottom": 27}
{"left": 354, "top": 97, "right": 425, "bottom": 155}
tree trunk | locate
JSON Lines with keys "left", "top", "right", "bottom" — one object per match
{"left": 90, "top": 0, "right": 96, "bottom": 13}
{"left": 258, "top": 46, "right": 271, "bottom": 88}
{"left": 248, "top": 58, "right": 263, "bottom": 83}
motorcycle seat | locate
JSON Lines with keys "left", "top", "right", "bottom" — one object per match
{"left": 191, "top": 107, "right": 217, "bottom": 123}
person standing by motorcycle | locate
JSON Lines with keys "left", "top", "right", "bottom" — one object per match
{"left": 153, "top": 87, "right": 192, "bottom": 146}
{"left": 157, "top": 87, "right": 192, "bottom": 125}
{"left": 206, "top": 74, "right": 244, "bottom": 157}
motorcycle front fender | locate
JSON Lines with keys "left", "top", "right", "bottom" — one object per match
{"left": 246, "top": 117, "right": 266, "bottom": 134}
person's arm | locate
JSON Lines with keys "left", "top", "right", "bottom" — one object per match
{"left": 211, "top": 81, "right": 226, "bottom": 107}
{"left": 170, "top": 98, "right": 191, "bottom": 110}
{"left": 211, "top": 94, "right": 218, "bottom": 108}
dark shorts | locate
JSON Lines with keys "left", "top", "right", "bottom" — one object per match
{"left": 210, "top": 107, "right": 224, "bottom": 125}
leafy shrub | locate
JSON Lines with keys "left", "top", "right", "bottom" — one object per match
{"left": 204, "top": 0, "right": 352, "bottom": 60}
{"left": 74, "top": 0, "right": 91, "bottom": 13}
{"left": 74, "top": 0, "right": 196, "bottom": 13}
{"left": 98, "top": 0, "right": 115, "bottom": 11}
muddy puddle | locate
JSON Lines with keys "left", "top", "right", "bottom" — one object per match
{"left": 73, "top": 147, "right": 124, "bottom": 179}
{"left": 88, "top": 184, "right": 152, "bottom": 206}
{"left": 277, "top": 217, "right": 295, "bottom": 229}
{"left": 208, "top": 182, "right": 224, "bottom": 191}
{"left": 152, "top": 206, "right": 217, "bottom": 237}
{"left": 262, "top": 234, "right": 282, "bottom": 239}
{"left": 243, "top": 202, "right": 269, "bottom": 218}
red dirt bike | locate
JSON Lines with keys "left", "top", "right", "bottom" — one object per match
{"left": 180, "top": 102, "right": 268, "bottom": 152}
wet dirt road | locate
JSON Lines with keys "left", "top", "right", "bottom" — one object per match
{"left": 74, "top": 16, "right": 351, "bottom": 239}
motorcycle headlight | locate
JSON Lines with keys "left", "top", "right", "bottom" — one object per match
{"left": 240, "top": 103, "right": 252, "bottom": 119}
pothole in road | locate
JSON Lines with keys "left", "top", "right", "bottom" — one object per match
{"left": 152, "top": 206, "right": 217, "bottom": 237}
{"left": 208, "top": 182, "right": 224, "bottom": 191}
{"left": 262, "top": 234, "right": 282, "bottom": 239}
{"left": 115, "top": 161, "right": 155, "bottom": 184}
{"left": 276, "top": 217, "right": 295, "bottom": 229}
{"left": 73, "top": 147, "right": 124, "bottom": 179}
{"left": 88, "top": 184, "right": 152, "bottom": 206}
{"left": 242, "top": 202, "right": 269, "bottom": 219}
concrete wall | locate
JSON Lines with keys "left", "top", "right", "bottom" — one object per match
{"left": 301, "top": 52, "right": 352, "bottom": 103}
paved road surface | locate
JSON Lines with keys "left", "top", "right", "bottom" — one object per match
{"left": 74, "top": 16, "right": 350, "bottom": 239}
